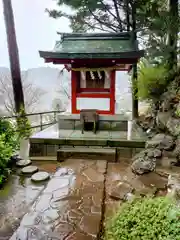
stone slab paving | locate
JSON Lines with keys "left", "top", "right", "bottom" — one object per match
{"left": 31, "top": 124, "right": 74, "bottom": 140}
{"left": 30, "top": 124, "right": 146, "bottom": 142}
{"left": 69, "top": 130, "right": 111, "bottom": 140}
{"left": 10, "top": 159, "right": 107, "bottom": 240}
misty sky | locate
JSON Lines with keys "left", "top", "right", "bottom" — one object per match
{"left": 0, "top": 0, "right": 71, "bottom": 70}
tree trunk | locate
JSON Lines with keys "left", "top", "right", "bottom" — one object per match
{"left": 132, "top": 64, "right": 138, "bottom": 119}
{"left": 168, "top": 0, "right": 178, "bottom": 70}
{"left": 126, "top": 0, "right": 130, "bottom": 31}
{"left": 131, "top": 0, "right": 138, "bottom": 119}
{"left": 2, "top": 0, "right": 25, "bottom": 114}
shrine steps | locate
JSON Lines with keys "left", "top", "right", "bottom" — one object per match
{"left": 29, "top": 143, "right": 143, "bottom": 162}
{"left": 29, "top": 123, "right": 147, "bottom": 162}
{"left": 57, "top": 146, "right": 117, "bottom": 162}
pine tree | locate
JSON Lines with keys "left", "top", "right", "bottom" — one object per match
{"left": 47, "top": 0, "right": 179, "bottom": 64}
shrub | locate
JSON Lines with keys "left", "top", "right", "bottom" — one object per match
{"left": 0, "top": 118, "right": 18, "bottom": 150}
{"left": 0, "top": 118, "right": 19, "bottom": 186}
{"left": 105, "top": 197, "right": 180, "bottom": 240}
{"left": 0, "top": 134, "right": 13, "bottom": 185}
{"left": 0, "top": 112, "right": 32, "bottom": 186}
{"left": 136, "top": 62, "right": 169, "bottom": 101}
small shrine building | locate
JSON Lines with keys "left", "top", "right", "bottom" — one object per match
{"left": 30, "top": 32, "right": 145, "bottom": 160}
{"left": 39, "top": 32, "right": 144, "bottom": 116}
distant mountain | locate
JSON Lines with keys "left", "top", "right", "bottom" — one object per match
{"left": 0, "top": 66, "right": 70, "bottom": 114}
{"left": 0, "top": 66, "right": 133, "bottom": 115}
{"left": 0, "top": 67, "right": 9, "bottom": 75}
{"left": 24, "top": 67, "right": 70, "bottom": 112}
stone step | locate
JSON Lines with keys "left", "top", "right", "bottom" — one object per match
{"left": 21, "top": 165, "right": 39, "bottom": 174}
{"left": 16, "top": 159, "right": 32, "bottom": 167}
{"left": 31, "top": 171, "right": 50, "bottom": 182}
{"left": 57, "top": 146, "right": 117, "bottom": 162}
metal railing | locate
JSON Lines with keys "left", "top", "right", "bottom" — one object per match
{"left": 3, "top": 110, "right": 63, "bottom": 132}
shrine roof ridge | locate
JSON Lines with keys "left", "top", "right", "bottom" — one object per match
{"left": 39, "top": 30, "right": 145, "bottom": 62}
{"left": 39, "top": 50, "right": 144, "bottom": 60}
{"left": 57, "top": 31, "right": 133, "bottom": 41}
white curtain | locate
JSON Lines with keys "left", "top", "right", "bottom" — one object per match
{"left": 104, "top": 70, "right": 110, "bottom": 88}
{"left": 80, "top": 71, "right": 86, "bottom": 88}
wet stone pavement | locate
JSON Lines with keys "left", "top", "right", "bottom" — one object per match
{"left": 0, "top": 175, "right": 46, "bottom": 240}
{"left": 0, "top": 162, "right": 62, "bottom": 240}
{"left": 0, "top": 159, "right": 170, "bottom": 240}
{"left": 10, "top": 159, "right": 107, "bottom": 240}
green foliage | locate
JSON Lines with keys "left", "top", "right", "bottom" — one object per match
{"left": 0, "top": 110, "right": 32, "bottom": 185}
{"left": 0, "top": 118, "right": 18, "bottom": 150}
{"left": 0, "top": 134, "right": 14, "bottom": 185}
{"left": 175, "top": 109, "right": 180, "bottom": 117}
{"left": 136, "top": 61, "right": 169, "bottom": 101}
{"left": 16, "top": 108, "right": 32, "bottom": 139}
{"left": 47, "top": 0, "right": 179, "bottom": 64}
{"left": 105, "top": 197, "right": 180, "bottom": 240}
{"left": 137, "top": 0, "right": 179, "bottom": 64}
{"left": 0, "top": 118, "right": 19, "bottom": 185}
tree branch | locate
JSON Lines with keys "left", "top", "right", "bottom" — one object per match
{"left": 112, "top": 0, "right": 123, "bottom": 31}
{"left": 99, "top": 0, "right": 118, "bottom": 20}
{"left": 88, "top": 8, "right": 118, "bottom": 32}
{"left": 83, "top": 18, "right": 113, "bottom": 32}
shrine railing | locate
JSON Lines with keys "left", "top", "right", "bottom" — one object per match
{"left": 3, "top": 110, "right": 63, "bottom": 132}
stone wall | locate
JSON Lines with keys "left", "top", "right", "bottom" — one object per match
{"left": 131, "top": 78, "right": 180, "bottom": 175}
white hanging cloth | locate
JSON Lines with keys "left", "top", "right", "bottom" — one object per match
{"left": 104, "top": 70, "right": 110, "bottom": 88}
{"left": 90, "top": 71, "right": 95, "bottom": 80}
{"left": 80, "top": 71, "right": 86, "bottom": 88}
{"left": 97, "top": 71, "right": 101, "bottom": 79}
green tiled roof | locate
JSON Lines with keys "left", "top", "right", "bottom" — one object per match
{"left": 39, "top": 32, "right": 144, "bottom": 60}
{"left": 54, "top": 35, "right": 134, "bottom": 54}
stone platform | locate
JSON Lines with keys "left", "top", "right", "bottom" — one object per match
{"left": 29, "top": 123, "right": 147, "bottom": 160}
{"left": 58, "top": 113, "right": 131, "bottom": 132}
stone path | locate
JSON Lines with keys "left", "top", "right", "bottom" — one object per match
{"left": 10, "top": 159, "right": 107, "bottom": 240}
{"left": 5, "top": 159, "right": 169, "bottom": 240}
